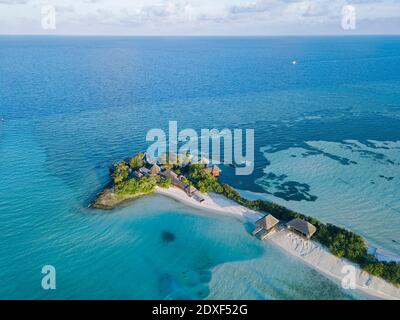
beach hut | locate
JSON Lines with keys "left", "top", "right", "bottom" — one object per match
{"left": 150, "top": 164, "right": 161, "bottom": 175}
{"left": 161, "top": 169, "right": 179, "bottom": 180}
{"left": 211, "top": 165, "right": 221, "bottom": 177}
{"left": 287, "top": 218, "right": 316, "bottom": 239}
{"left": 252, "top": 215, "right": 279, "bottom": 240}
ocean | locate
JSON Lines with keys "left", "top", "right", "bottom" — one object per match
{"left": 1, "top": 36, "right": 399, "bottom": 299}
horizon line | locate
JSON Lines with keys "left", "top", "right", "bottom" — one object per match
{"left": 1, "top": 33, "right": 400, "bottom": 37}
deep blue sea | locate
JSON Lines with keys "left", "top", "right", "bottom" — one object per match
{"left": 1, "top": 36, "right": 400, "bottom": 299}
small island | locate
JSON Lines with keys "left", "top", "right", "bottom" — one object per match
{"left": 92, "top": 152, "right": 400, "bottom": 299}
{"left": 92, "top": 152, "right": 220, "bottom": 210}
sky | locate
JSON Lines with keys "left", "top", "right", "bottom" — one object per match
{"left": 0, "top": 0, "right": 399, "bottom": 35}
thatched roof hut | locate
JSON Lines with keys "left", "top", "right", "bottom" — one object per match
{"left": 287, "top": 218, "right": 317, "bottom": 239}
{"left": 256, "top": 215, "right": 279, "bottom": 231}
{"left": 150, "top": 164, "right": 161, "bottom": 175}
{"left": 161, "top": 169, "right": 179, "bottom": 180}
{"left": 252, "top": 214, "right": 279, "bottom": 239}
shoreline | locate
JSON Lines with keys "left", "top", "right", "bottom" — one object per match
{"left": 155, "top": 187, "right": 400, "bottom": 300}
{"left": 269, "top": 231, "right": 400, "bottom": 300}
{"left": 154, "top": 186, "right": 264, "bottom": 223}
{"left": 238, "top": 189, "right": 400, "bottom": 264}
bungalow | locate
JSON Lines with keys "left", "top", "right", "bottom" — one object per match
{"left": 252, "top": 215, "right": 279, "bottom": 240}
{"left": 150, "top": 164, "right": 161, "bottom": 175}
{"left": 287, "top": 218, "right": 317, "bottom": 240}
{"left": 161, "top": 169, "right": 179, "bottom": 180}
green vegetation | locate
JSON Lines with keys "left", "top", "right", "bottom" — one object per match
{"left": 111, "top": 153, "right": 170, "bottom": 197}
{"left": 179, "top": 175, "right": 191, "bottom": 186}
{"left": 163, "top": 162, "right": 174, "bottom": 170}
{"left": 220, "top": 184, "right": 243, "bottom": 203}
{"left": 186, "top": 164, "right": 223, "bottom": 194}
{"left": 316, "top": 224, "right": 366, "bottom": 261}
{"left": 361, "top": 259, "right": 400, "bottom": 284}
{"left": 158, "top": 177, "right": 171, "bottom": 189}
{"left": 115, "top": 175, "right": 159, "bottom": 197}
{"left": 129, "top": 153, "right": 144, "bottom": 170}
{"left": 112, "top": 161, "right": 129, "bottom": 184}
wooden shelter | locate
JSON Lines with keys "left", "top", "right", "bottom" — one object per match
{"left": 287, "top": 218, "right": 316, "bottom": 239}
{"left": 150, "top": 164, "right": 161, "bottom": 175}
{"left": 252, "top": 214, "right": 279, "bottom": 240}
{"left": 160, "top": 169, "right": 179, "bottom": 180}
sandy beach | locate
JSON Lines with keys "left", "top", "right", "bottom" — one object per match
{"left": 155, "top": 187, "right": 400, "bottom": 300}
{"left": 269, "top": 230, "right": 400, "bottom": 300}
{"left": 155, "top": 186, "right": 264, "bottom": 224}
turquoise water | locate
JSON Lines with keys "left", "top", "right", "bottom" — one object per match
{"left": 0, "top": 120, "right": 363, "bottom": 299}
{"left": 1, "top": 36, "right": 399, "bottom": 299}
